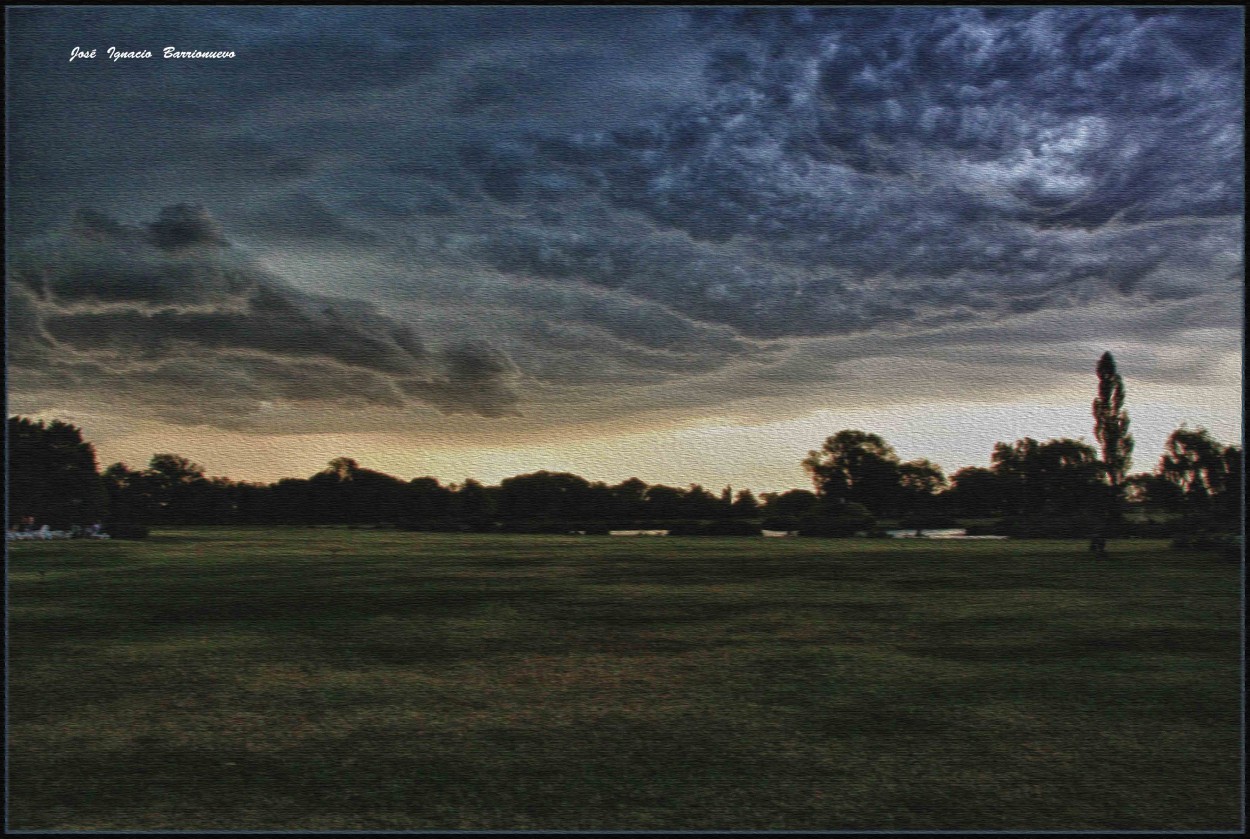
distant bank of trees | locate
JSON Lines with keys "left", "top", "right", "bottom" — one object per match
{"left": 6, "top": 353, "right": 1242, "bottom": 536}
{"left": 94, "top": 455, "right": 774, "bottom": 533}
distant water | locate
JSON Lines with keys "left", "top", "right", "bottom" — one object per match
{"left": 885, "top": 528, "right": 1008, "bottom": 540}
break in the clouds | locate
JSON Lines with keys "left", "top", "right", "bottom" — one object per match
{"left": 5, "top": 6, "right": 1242, "bottom": 476}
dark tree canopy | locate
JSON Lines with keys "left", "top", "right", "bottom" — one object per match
{"left": 731, "top": 488, "right": 760, "bottom": 518}
{"left": 1158, "top": 426, "right": 1240, "bottom": 510}
{"left": 990, "top": 437, "right": 1104, "bottom": 519}
{"left": 498, "top": 471, "right": 594, "bottom": 520}
{"left": 8, "top": 416, "right": 108, "bottom": 527}
{"left": 803, "top": 430, "right": 901, "bottom": 511}
{"left": 801, "top": 431, "right": 947, "bottom": 518}
{"left": 945, "top": 466, "right": 1006, "bottom": 517}
{"left": 759, "top": 489, "right": 819, "bottom": 519}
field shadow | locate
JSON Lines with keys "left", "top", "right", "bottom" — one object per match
{"left": 906, "top": 626, "right": 1239, "bottom": 663}
{"left": 583, "top": 561, "right": 871, "bottom": 587}
{"left": 886, "top": 574, "right": 1069, "bottom": 592}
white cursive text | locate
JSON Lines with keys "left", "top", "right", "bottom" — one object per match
{"left": 164, "top": 47, "right": 236, "bottom": 59}
{"left": 107, "top": 46, "right": 153, "bottom": 61}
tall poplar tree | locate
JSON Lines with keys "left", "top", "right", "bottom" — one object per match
{"left": 1092, "top": 352, "right": 1134, "bottom": 492}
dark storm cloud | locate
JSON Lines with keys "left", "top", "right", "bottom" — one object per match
{"left": 373, "top": 6, "right": 1237, "bottom": 355}
{"left": 5, "top": 6, "right": 1241, "bottom": 433}
{"left": 8, "top": 206, "right": 521, "bottom": 424}
{"left": 146, "top": 204, "right": 229, "bottom": 251}
{"left": 473, "top": 8, "right": 1240, "bottom": 328}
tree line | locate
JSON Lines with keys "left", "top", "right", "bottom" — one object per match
{"left": 6, "top": 353, "right": 1241, "bottom": 537}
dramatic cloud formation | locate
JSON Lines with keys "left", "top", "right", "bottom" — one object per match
{"left": 6, "top": 7, "right": 1241, "bottom": 485}
{"left": 9, "top": 205, "right": 522, "bottom": 426}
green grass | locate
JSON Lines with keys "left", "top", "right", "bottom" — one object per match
{"left": 8, "top": 528, "right": 1242, "bottom": 830}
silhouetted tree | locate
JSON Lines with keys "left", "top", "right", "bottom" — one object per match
{"left": 147, "top": 453, "right": 207, "bottom": 485}
{"left": 943, "top": 466, "right": 1007, "bottom": 517}
{"left": 1159, "top": 427, "right": 1227, "bottom": 502}
{"left": 610, "top": 478, "right": 649, "bottom": 519}
{"left": 102, "top": 462, "right": 152, "bottom": 524}
{"left": 803, "top": 430, "right": 902, "bottom": 515}
{"left": 896, "top": 458, "right": 947, "bottom": 518}
{"left": 1219, "top": 445, "right": 1243, "bottom": 524}
{"left": 450, "top": 478, "right": 495, "bottom": 530}
{"left": 759, "top": 489, "right": 819, "bottom": 518}
{"left": 138, "top": 453, "right": 219, "bottom": 523}
{"left": 643, "top": 484, "right": 685, "bottom": 519}
{"left": 1092, "top": 352, "right": 1134, "bottom": 489}
{"left": 731, "top": 488, "right": 760, "bottom": 518}
{"left": 8, "top": 416, "right": 108, "bottom": 527}
{"left": 1092, "top": 352, "right": 1134, "bottom": 528}
{"left": 269, "top": 478, "right": 314, "bottom": 524}
{"left": 403, "top": 477, "right": 455, "bottom": 529}
{"left": 991, "top": 437, "right": 1103, "bottom": 521}
{"left": 307, "top": 457, "right": 408, "bottom": 524}
{"left": 683, "top": 484, "right": 722, "bottom": 519}
{"left": 231, "top": 481, "right": 272, "bottom": 525}
{"left": 498, "top": 471, "right": 593, "bottom": 525}
{"left": 798, "top": 501, "right": 875, "bottom": 537}
{"left": 1158, "top": 426, "right": 1240, "bottom": 527}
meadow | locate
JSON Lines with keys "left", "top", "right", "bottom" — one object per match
{"left": 7, "top": 528, "right": 1242, "bottom": 830}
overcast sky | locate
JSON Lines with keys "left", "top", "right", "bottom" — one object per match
{"left": 6, "top": 6, "right": 1243, "bottom": 491}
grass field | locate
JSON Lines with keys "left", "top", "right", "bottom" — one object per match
{"left": 7, "top": 528, "right": 1242, "bottom": 830}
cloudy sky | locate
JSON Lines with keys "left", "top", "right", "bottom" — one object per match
{"left": 6, "top": 6, "right": 1243, "bottom": 491}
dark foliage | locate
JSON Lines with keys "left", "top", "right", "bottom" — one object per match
{"left": 8, "top": 417, "right": 108, "bottom": 528}
{"left": 1092, "top": 351, "right": 1134, "bottom": 491}
{"left": 797, "top": 502, "right": 875, "bottom": 537}
{"left": 803, "top": 430, "right": 947, "bottom": 518}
